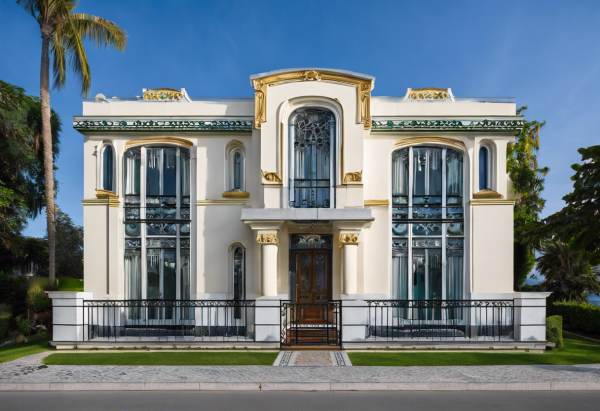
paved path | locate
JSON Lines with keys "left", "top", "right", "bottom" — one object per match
{"left": 2, "top": 351, "right": 600, "bottom": 390}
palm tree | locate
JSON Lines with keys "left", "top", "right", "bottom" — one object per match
{"left": 536, "top": 241, "right": 600, "bottom": 302}
{"left": 17, "top": 0, "right": 127, "bottom": 283}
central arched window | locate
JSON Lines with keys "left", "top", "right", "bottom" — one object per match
{"left": 392, "top": 145, "right": 464, "bottom": 317}
{"left": 123, "top": 145, "right": 191, "bottom": 309}
{"left": 289, "top": 108, "right": 335, "bottom": 208}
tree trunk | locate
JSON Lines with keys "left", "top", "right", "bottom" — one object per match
{"left": 40, "top": 23, "right": 56, "bottom": 285}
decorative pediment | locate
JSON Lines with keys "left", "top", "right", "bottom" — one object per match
{"left": 250, "top": 69, "right": 374, "bottom": 130}
{"left": 403, "top": 88, "right": 454, "bottom": 102}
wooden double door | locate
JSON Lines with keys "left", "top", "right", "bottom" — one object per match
{"left": 293, "top": 249, "right": 332, "bottom": 324}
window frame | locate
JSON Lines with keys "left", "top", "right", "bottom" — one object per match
{"left": 391, "top": 145, "right": 465, "bottom": 305}
{"left": 288, "top": 107, "right": 336, "bottom": 209}
{"left": 478, "top": 145, "right": 491, "bottom": 191}
{"left": 98, "top": 143, "right": 117, "bottom": 193}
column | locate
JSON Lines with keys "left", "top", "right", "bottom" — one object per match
{"left": 257, "top": 232, "right": 279, "bottom": 297}
{"left": 340, "top": 232, "right": 359, "bottom": 295}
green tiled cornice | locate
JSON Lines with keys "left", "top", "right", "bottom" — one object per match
{"left": 371, "top": 119, "right": 523, "bottom": 131}
{"left": 73, "top": 119, "right": 253, "bottom": 132}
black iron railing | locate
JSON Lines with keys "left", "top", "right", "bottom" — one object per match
{"left": 83, "top": 300, "right": 255, "bottom": 342}
{"left": 365, "top": 300, "right": 514, "bottom": 341}
{"left": 280, "top": 301, "right": 342, "bottom": 347}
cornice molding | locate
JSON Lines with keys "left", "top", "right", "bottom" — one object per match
{"left": 124, "top": 137, "right": 193, "bottom": 150}
{"left": 82, "top": 199, "right": 119, "bottom": 207}
{"left": 197, "top": 199, "right": 247, "bottom": 205}
{"left": 372, "top": 119, "right": 523, "bottom": 132}
{"left": 73, "top": 119, "right": 253, "bottom": 132}
{"left": 473, "top": 189, "right": 504, "bottom": 199}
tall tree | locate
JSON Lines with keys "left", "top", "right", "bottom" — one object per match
{"left": 0, "top": 79, "right": 60, "bottom": 255}
{"left": 52, "top": 208, "right": 83, "bottom": 278}
{"left": 523, "top": 145, "right": 600, "bottom": 264}
{"left": 17, "top": 0, "right": 127, "bottom": 283}
{"left": 508, "top": 106, "right": 549, "bottom": 290}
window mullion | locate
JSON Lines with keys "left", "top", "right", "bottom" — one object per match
{"left": 442, "top": 148, "right": 447, "bottom": 303}
{"left": 407, "top": 146, "right": 413, "bottom": 301}
{"left": 140, "top": 147, "right": 147, "bottom": 300}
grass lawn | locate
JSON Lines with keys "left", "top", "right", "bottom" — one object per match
{"left": 0, "top": 340, "right": 53, "bottom": 364}
{"left": 43, "top": 351, "right": 279, "bottom": 366}
{"left": 348, "top": 334, "right": 600, "bottom": 367}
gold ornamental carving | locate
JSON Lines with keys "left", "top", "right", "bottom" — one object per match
{"left": 143, "top": 88, "right": 183, "bottom": 101}
{"left": 95, "top": 189, "right": 118, "bottom": 199}
{"left": 257, "top": 234, "right": 279, "bottom": 246}
{"left": 342, "top": 170, "right": 362, "bottom": 184}
{"left": 301, "top": 70, "right": 321, "bottom": 81}
{"left": 473, "top": 189, "right": 504, "bottom": 199}
{"left": 408, "top": 88, "right": 449, "bottom": 100}
{"left": 251, "top": 69, "right": 373, "bottom": 129}
{"left": 340, "top": 234, "right": 359, "bottom": 246}
{"left": 261, "top": 170, "right": 283, "bottom": 184}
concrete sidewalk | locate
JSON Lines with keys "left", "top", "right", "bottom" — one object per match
{"left": 1, "top": 351, "right": 600, "bottom": 391}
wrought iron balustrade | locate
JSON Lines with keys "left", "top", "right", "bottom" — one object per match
{"left": 365, "top": 300, "right": 514, "bottom": 342}
{"left": 83, "top": 299, "right": 255, "bottom": 342}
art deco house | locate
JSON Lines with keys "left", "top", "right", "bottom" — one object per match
{"left": 49, "top": 68, "right": 550, "bottom": 349}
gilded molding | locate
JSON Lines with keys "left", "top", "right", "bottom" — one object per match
{"left": 261, "top": 170, "right": 283, "bottom": 184}
{"left": 364, "top": 200, "right": 390, "bottom": 206}
{"left": 372, "top": 119, "right": 524, "bottom": 132}
{"left": 222, "top": 191, "right": 250, "bottom": 199}
{"left": 393, "top": 137, "right": 466, "bottom": 153}
{"left": 251, "top": 69, "right": 373, "bottom": 129}
{"left": 197, "top": 199, "right": 247, "bottom": 205}
{"left": 95, "top": 189, "right": 118, "bottom": 199}
{"left": 342, "top": 170, "right": 362, "bottom": 184}
{"left": 143, "top": 88, "right": 183, "bottom": 101}
{"left": 473, "top": 189, "right": 504, "bottom": 199}
{"left": 340, "top": 234, "right": 359, "bottom": 246}
{"left": 73, "top": 119, "right": 252, "bottom": 132}
{"left": 82, "top": 199, "right": 119, "bottom": 207}
{"left": 469, "top": 199, "right": 516, "bottom": 206}
{"left": 257, "top": 234, "right": 279, "bottom": 246}
{"left": 124, "top": 137, "right": 193, "bottom": 150}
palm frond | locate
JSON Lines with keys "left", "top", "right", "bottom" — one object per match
{"left": 50, "top": 26, "right": 68, "bottom": 90}
{"left": 70, "top": 13, "right": 128, "bottom": 51}
{"left": 62, "top": 11, "right": 91, "bottom": 96}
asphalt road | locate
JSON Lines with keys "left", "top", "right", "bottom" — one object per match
{"left": 0, "top": 391, "right": 599, "bottom": 411}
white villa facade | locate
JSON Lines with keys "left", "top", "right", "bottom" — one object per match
{"left": 50, "top": 68, "right": 549, "bottom": 349}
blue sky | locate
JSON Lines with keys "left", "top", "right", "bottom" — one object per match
{"left": 1, "top": 0, "right": 599, "bottom": 238}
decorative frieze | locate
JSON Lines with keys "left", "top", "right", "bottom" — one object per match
{"left": 372, "top": 119, "right": 524, "bottom": 131}
{"left": 143, "top": 88, "right": 185, "bottom": 101}
{"left": 73, "top": 119, "right": 253, "bottom": 132}
{"left": 257, "top": 234, "right": 279, "bottom": 246}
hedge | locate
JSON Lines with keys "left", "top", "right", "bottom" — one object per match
{"left": 552, "top": 302, "right": 600, "bottom": 335}
{"left": 546, "top": 315, "right": 564, "bottom": 349}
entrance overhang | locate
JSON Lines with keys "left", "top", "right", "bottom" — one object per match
{"left": 241, "top": 208, "right": 374, "bottom": 229}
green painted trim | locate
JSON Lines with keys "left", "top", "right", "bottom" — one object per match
{"left": 73, "top": 119, "right": 253, "bottom": 132}
{"left": 371, "top": 119, "right": 523, "bottom": 131}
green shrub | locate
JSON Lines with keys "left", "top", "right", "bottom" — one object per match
{"left": 0, "top": 272, "right": 28, "bottom": 316}
{"left": 15, "top": 315, "right": 30, "bottom": 336}
{"left": 0, "top": 314, "right": 9, "bottom": 339}
{"left": 55, "top": 278, "right": 83, "bottom": 291}
{"left": 546, "top": 315, "right": 564, "bottom": 349}
{"left": 27, "top": 289, "right": 51, "bottom": 313}
{"left": 553, "top": 301, "right": 600, "bottom": 335}
{"left": 27, "top": 277, "right": 51, "bottom": 293}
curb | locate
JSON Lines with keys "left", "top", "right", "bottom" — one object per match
{"left": 1, "top": 382, "right": 600, "bottom": 391}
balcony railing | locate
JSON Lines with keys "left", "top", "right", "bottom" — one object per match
{"left": 365, "top": 300, "right": 514, "bottom": 342}
{"left": 83, "top": 300, "right": 255, "bottom": 342}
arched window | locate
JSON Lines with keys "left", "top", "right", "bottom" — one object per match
{"left": 101, "top": 145, "right": 115, "bottom": 192}
{"left": 479, "top": 146, "right": 490, "bottom": 191}
{"left": 289, "top": 108, "right": 335, "bottom": 208}
{"left": 226, "top": 143, "right": 245, "bottom": 192}
{"left": 392, "top": 145, "right": 464, "bottom": 318}
{"left": 123, "top": 145, "right": 191, "bottom": 312}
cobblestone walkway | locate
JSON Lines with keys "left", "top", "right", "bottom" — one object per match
{"left": 2, "top": 351, "right": 600, "bottom": 385}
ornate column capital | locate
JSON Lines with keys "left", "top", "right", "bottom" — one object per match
{"left": 339, "top": 233, "right": 359, "bottom": 247}
{"left": 257, "top": 234, "right": 279, "bottom": 246}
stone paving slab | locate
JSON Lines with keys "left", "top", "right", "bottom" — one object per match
{"left": 2, "top": 351, "right": 600, "bottom": 391}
